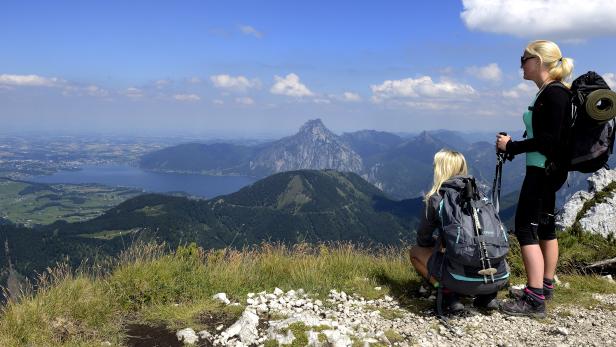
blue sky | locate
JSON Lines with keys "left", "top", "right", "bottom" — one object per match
{"left": 2, "top": 0, "right": 616, "bottom": 137}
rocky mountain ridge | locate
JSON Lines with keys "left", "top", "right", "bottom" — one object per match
{"left": 249, "top": 119, "right": 363, "bottom": 175}
{"left": 556, "top": 168, "right": 616, "bottom": 237}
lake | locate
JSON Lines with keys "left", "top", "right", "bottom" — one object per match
{"left": 31, "top": 165, "right": 257, "bottom": 199}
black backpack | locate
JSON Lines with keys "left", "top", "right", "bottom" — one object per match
{"left": 428, "top": 176, "right": 509, "bottom": 304}
{"left": 554, "top": 72, "right": 616, "bottom": 173}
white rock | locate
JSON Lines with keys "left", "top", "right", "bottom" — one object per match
{"left": 247, "top": 292, "right": 255, "bottom": 298}
{"left": 323, "top": 329, "right": 352, "bottom": 347}
{"left": 216, "top": 324, "right": 224, "bottom": 331}
{"left": 384, "top": 295, "right": 393, "bottom": 302}
{"left": 256, "top": 303, "right": 269, "bottom": 314}
{"left": 556, "top": 191, "right": 593, "bottom": 230}
{"left": 266, "top": 293, "right": 277, "bottom": 301}
{"left": 588, "top": 168, "right": 616, "bottom": 193}
{"left": 374, "top": 286, "right": 382, "bottom": 291}
{"left": 375, "top": 330, "right": 391, "bottom": 345}
{"left": 274, "top": 287, "right": 284, "bottom": 296}
{"left": 314, "top": 300, "right": 323, "bottom": 307}
{"left": 287, "top": 289, "right": 297, "bottom": 298}
{"left": 563, "top": 282, "right": 571, "bottom": 289}
{"left": 554, "top": 275, "right": 562, "bottom": 286}
{"left": 276, "top": 330, "right": 295, "bottom": 345}
{"left": 247, "top": 298, "right": 257, "bottom": 305}
{"left": 176, "top": 328, "right": 199, "bottom": 345}
{"left": 198, "top": 330, "right": 212, "bottom": 340}
{"left": 222, "top": 308, "right": 260, "bottom": 345}
{"left": 602, "top": 275, "right": 616, "bottom": 284}
{"left": 306, "top": 330, "right": 322, "bottom": 347}
{"left": 213, "top": 292, "right": 231, "bottom": 305}
{"left": 578, "top": 195, "right": 616, "bottom": 237}
{"left": 555, "top": 327, "right": 569, "bottom": 336}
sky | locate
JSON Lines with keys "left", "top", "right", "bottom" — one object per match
{"left": 2, "top": 0, "right": 616, "bottom": 138}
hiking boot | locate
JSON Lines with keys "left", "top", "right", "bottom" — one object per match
{"left": 509, "top": 286, "right": 553, "bottom": 301}
{"left": 442, "top": 293, "right": 465, "bottom": 313}
{"left": 501, "top": 292, "right": 546, "bottom": 319}
{"left": 473, "top": 293, "right": 499, "bottom": 310}
{"left": 417, "top": 278, "right": 432, "bottom": 298}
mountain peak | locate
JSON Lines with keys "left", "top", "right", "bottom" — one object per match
{"left": 414, "top": 131, "right": 438, "bottom": 144}
{"left": 299, "top": 119, "right": 329, "bottom": 135}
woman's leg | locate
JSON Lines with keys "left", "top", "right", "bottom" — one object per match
{"left": 409, "top": 245, "right": 433, "bottom": 280}
{"left": 540, "top": 239, "right": 558, "bottom": 279}
{"left": 502, "top": 168, "right": 547, "bottom": 317}
{"left": 521, "top": 245, "right": 544, "bottom": 288}
{"left": 539, "top": 187, "right": 559, "bottom": 281}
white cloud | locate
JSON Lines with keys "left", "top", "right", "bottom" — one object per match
{"left": 212, "top": 99, "right": 224, "bottom": 105}
{"left": 502, "top": 82, "right": 535, "bottom": 98}
{"left": 188, "top": 77, "right": 202, "bottom": 84}
{"left": 124, "top": 87, "right": 144, "bottom": 99}
{"left": 466, "top": 63, "right": 502, "bottom": 82}
{"left": 84, "top": 85, "right": 109, "bottom": 97}
{"left": 235, "top": 96, "right": 254, "bottom": 105}
{"left": 342, "top": 92, "right": 361, "bottom": 102}
{"left": 461, "top": 0, "right": 616, "bottom": 40}
{"left": 0, "top": 74, "right": 60, "bottom": 87}
{"left": 270, "top": 73, "right": 314, "bottom": 97}
{"left": 210, "top": 74, "right": 260, "bottom": 92}
{"left": 603, "top": 73, "right": 615, "bottom": 89}
{"left": 404, "top": 101, "right": 461, "bottom": 110}
{"left": 370, "top": 76, "right": 476, "bottom": 103}
{"left": 155, "top": 79, "right": 170, "bottom": 89}
{"left": 313, "top": 98, "right": 331, "bottom": 104}
{"left": 174, "top": 94, "right": 201, "bottom": 102}
{"left": 239, "top": 25, "right": 263, "bottom": 38}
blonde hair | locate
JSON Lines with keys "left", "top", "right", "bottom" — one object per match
{"left": 424, "top": 149, "right": 468, "bottom": 204}
{"left": 525, "top": 40, "right": 574, "bottom": 85}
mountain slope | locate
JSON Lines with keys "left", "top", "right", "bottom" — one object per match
{"left": 1, "top": 170, "right": 423, "bottom": 278}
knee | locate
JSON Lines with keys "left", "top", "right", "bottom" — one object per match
{"left": 409, "top": 245, "right": 431, "bottom": 262}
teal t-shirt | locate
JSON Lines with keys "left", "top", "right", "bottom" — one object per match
{"left": 523, "top": 96, "right": 547, "bottom": 168}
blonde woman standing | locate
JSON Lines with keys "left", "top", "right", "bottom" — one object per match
{"left": 409, "top": 149, "right": 498, "bottom": 312}
{"left": 496, "top": 40, "right": 573, "bottom": 318}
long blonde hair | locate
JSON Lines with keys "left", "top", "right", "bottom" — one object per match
{"left": 525, "top": 40, "right": 574, "bottom": 85}
{"left": 424, "top": 149, "right": 468, "bottom": 204}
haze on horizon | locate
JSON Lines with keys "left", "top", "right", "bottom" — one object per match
{"left": 2, "top": 0, "right": 616, "bottom": 137}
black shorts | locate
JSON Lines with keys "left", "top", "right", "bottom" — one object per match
{"left": 514, "top": 166, "right": 563, "bottom": 246}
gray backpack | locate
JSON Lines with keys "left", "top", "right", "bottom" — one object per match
{"left": 428, "top": 176, "right": 510, "bottom": 299}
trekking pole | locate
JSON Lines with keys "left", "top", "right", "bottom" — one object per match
{"left": 464, "top": 178, "right": 497, "bottom": 283}
{"left": 492, "top": 132, "right": 508, "bottom": 213}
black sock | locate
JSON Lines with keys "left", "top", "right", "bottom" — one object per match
{"left": 543, "top": 277, "right": 555, "bottom": 290}
{"left": 524, "top": 286, "right": 545, "bottom": 303}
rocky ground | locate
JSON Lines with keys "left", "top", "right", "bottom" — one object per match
{"left": 172, "top": 283, "right": 616, "bottom": 347}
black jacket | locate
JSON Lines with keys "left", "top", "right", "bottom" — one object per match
{"left": 415, "top": 194, "right": 441, "bottom": 247}
{"left": 506, "top": 81, "right": 571, "bottom": 164}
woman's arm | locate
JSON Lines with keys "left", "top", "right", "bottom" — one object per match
{"left": 415, "top": 195, "right": 441, "bottom": 247}
{"left": 506, "top": 86, "right": 569, "bottom": 157}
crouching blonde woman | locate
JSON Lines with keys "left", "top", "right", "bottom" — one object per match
{"left": 409, "top": 149, "right": 499, "bottom": 313}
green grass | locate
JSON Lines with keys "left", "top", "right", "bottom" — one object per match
{"left": 0, "top": 178, "right": 141, "bottom": 226}
{"left": 77, "top": 228, "right": 140, "bottom": 240}
{"left": 0, "top": 238, "right": 614, "bottom": 346}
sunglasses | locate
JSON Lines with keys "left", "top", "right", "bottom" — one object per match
{"left": 520, "top": 55, "right": 536, "bottom": 67}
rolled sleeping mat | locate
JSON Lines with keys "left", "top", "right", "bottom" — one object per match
{"left": 586, "top": 89, "right": 616, "bottom": 122}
